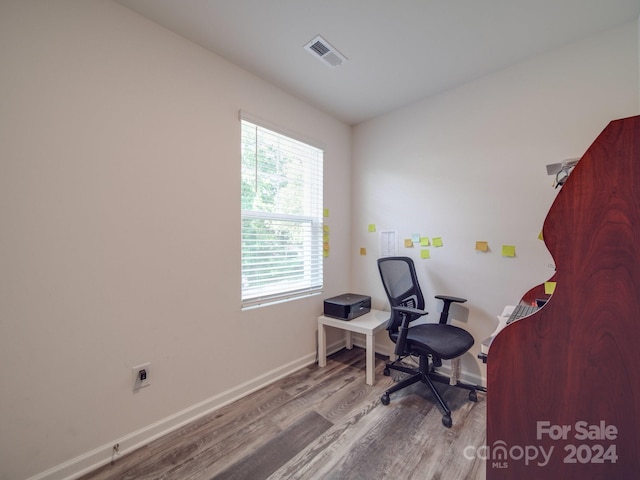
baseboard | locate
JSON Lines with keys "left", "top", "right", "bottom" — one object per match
{"left": 436, "top": 362, "right": 486, "bottom": 390}
{"left": 349, "top": 335, "right": 393, "bottom": 358}
{"left": 29, "top": 339, "right": 482, "bottom": 480}
{"left": 28, "top": 351, "right": 319, "bottom": 480}
{"left": 325, "top": 338, "right": 349, "bottom": 357}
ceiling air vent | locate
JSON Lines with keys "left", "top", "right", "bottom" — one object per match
{"left": 304, "top": 35, "right": 347, "bottom": 68}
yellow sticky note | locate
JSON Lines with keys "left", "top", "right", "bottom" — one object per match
{"left": 432, "top": 237, "right": 443, "bottom": 247}
{"left": 475, "top": 241, "right": 489, "bottom": 252}
{"left": 544, "top": 281, "right": 556, "bottom": 295}
{"left": 323, "top": 225, "right": 329, "bottom": 233}
{"left": 323, "top": 234, "right": 329, "bottom": 242}
{"left": 420, "top": 249, "right": 431, "bottom": 259}
{"left": 368, "top": 224, "right": 376, "bottom": 232}
{"left": 502, "top": 245, "right": 516, "bottom": 257}
{"left": 420, "top": 237, "right": 430, "bottom": 246}
{"left": 323, "top": 208, "right": 329, "bottom": 218}
{"left": 360, "top": 247, "right": 367, "bottom": 255}
{"left": 323, "top": 250, "right": 329, "bottom": 258}
{"left": 404, "top": 239, "right": 413, "bottom": 248}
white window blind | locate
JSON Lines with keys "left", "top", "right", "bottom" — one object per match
{"left": 241, "top": 116, "right": 323, "bottom": 308}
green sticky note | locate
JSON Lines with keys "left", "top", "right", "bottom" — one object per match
{"left": 420, "top": 237, "right": 430, "bottom": 246}
{"left": 432, "top": 237, "right": 443, "bottom": 247}
{"left": 368, "top": 224, "right": 376, "bottom": 232}
{"left": 502, "top": 245, "right": 516, "bottom": 257}
{"left": 544, "top": 281, "right": 556, "bottom": 294}
{"left": 421, "top": 249, "right": 430, "bottom": 259}
{"left": 323, "top": 208, "right": 329, "bottom": 218}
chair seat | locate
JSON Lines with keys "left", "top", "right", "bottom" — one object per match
{"left": 393, "top": 323, "right": 474, "bottom": 360}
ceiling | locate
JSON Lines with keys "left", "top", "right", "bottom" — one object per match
{"left": 115, "top": 0, "right": 640, "bottom": 125}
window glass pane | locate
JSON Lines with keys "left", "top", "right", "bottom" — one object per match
{"left": 241, "top": 119, "right": 323, "bottom": 307}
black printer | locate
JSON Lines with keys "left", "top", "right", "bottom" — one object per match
{"left": 323, "top": 293, "right": 371, "bottom": 320}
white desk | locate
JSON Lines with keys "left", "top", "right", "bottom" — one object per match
{"left": 317, "top": 309, "right": 389, "bottom": 385}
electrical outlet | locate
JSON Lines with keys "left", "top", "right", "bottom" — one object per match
{"left": 132, "top": 362, "right": 151, "bottom": 391}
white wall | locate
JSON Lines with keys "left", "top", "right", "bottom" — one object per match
{"left": 351, "top": 21, "right": 639, "bottom": 386}
{"left": 0, "top": 1, "right": 352, "bottom": 479}
{"left": 2, "top": 1, "right": 638, "bottom": 478}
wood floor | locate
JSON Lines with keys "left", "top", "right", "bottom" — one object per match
{"left": 80, "top": 348, "right": 486, "bottom": 480}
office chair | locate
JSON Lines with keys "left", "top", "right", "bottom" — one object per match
{"left": 377, "top": 256, "right": 479, "bottom": 427}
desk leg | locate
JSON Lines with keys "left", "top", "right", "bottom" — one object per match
{"left": 365, "top": 333, "right": 375, "bottom": 385}
{"left": 318, "top": 323, "right": 327, "bottom": 367}
{"left": 345, "top": 330, "right": 353, "bottom": 349}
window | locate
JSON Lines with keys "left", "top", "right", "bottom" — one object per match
{"left": 240, "top": 114, "right": 323, "bottom": 308}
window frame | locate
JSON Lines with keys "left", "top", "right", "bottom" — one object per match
{"left": 240, "top": 111, "right": 324, "bottom": 308}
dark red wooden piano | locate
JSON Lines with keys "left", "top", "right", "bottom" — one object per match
{"left": 487, "top": 115, "right": 640, "bottom": 478}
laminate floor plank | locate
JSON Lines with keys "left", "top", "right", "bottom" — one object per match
{"left": 319, "top": 404, "right": 438, "bottom": 479}
{"left": 288, "top": 384, "right": 464, "bottom": 480}
{"left": 277, "top": 348, "right": 368, "bottom": 397}
{"left": 269, "top": 362, "right": 369, "bottom": 429}
{"left": 79, "top": 348, "right": 487, "bottom": 480}
{"left": 80, "top": 385, "right": 293, "bottom": 480}
{"left": 398, "top": 384, "right": 487, "bottom": 480}
{"left": 211, "top": 411, "right": 333, "bottom": 480}
{"left": 272, "top": 358, "right": 393, "bottom": 431}
{"left": 268, "top": 393, "right": 392, "bottom": 479}
{"left": 161, "top": 415, "right": 284, "bottom": 480}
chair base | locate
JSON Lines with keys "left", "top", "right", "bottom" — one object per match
{"left": 380, "top": 355, "right": 484, "bottom": 428}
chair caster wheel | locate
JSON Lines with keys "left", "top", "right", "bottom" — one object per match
{"left": 383, "top": 367, "right": 390, "bottom": 376}
{"left": 469, "top": 390, "right": 478, "bottom": 402}
{"left": 381, "top": 393, "right": 390, "bottom": 405}
{"left": 442, "top": 415, "right": 452, "bottom": 428}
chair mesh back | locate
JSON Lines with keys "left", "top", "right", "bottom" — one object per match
{"left": 378, "top": 257, "right": 426, "bottom": 332}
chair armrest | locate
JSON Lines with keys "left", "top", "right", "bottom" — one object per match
{"left": 392, "top": 306, "right": 428, "bottom": 317}
{"left": 434, "top": 295, "right": 467, "bottom": 304}
{"left": 435, "top": 295, "right": 467, "bottom": 324}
